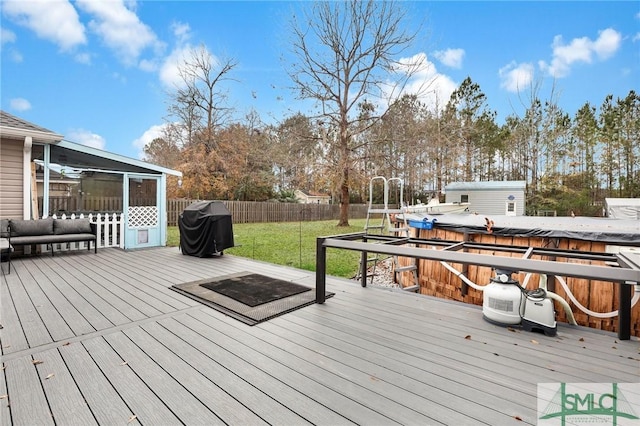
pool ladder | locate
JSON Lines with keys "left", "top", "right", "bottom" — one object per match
{"left": 359, "top": 176, "right": 419, "bottom": 292}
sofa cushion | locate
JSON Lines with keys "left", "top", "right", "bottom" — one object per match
{"left": 0, "top": 219, "right": 8, "bottom": 237}
{"left": 10, "top": 218, "right": 54, "bottom": 237}
{"left": 54, "top": 219, "right": 93, "bottom": 235}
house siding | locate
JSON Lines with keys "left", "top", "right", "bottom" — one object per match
{"left": 445, "top": 182, "right": 526, "bottom": 216}
{"left": 0, "top": 138, "right": 24, "bottom": 218}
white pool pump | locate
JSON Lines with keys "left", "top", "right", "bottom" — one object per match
{"left": 482, "top": 269, "right": 557, "bottom": 336}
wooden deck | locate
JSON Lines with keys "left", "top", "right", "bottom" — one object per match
{"left": 1, "top": 247, "right": 638, "bottom": 425}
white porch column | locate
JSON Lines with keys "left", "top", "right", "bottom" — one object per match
{"left": 22, "top": 136, "right": 32, "bottom": 219}
{"left": 43, "top": 144, "right": 50, "bottom": 217}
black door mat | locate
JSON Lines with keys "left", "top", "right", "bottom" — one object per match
{"left": 171, "top": 272, "right": 334, "bottom": 325}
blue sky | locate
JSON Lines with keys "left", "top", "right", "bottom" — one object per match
{"left": 1, "top": 1, "right": 638, "bottom": 161}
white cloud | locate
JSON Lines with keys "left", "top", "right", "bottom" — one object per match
{"left": 433, "top": 48, "right": 465, "bottom": 69}
{"left": 10, "top": 98, "right": 31, "bottom": 111}
{"left": 159, "top": 45, "right": 192, "bottom": 88}
{"left": 386, "top": 52, "right": 457, "bottom": 113}
{"left": 2, "top": 29, "right": 23, "bottom": 62}
{"left": 160, "top": 43, "right": 220, "bottom": 90}
{"left": 66, "top": 128, "right": 106, "bottom": 150}
{"left": 171, "top": 21, "right": 191, "bottom": 45}
{"left": 2, "top": 0, "right": 86, "bottom": 51}
{"left": 76, "top": 0, "right": 160, "bottom": 67}
{"left": 1, "top": 28, "right": 16, "bottom": 44}
{"left": 139, "top": 58, "right": 157, "bottom": 72}
{"left": 498, "top": 62, "right": 534, "bottom": 93}
{"left": 158, "top": 23, "right": 200, "bottom": 88}
{"left": 74, "top": 52, "right": 91, "bottom": 65}
{"left": 132, "top": 123, "right": 166, "bottom": 159}
{"left": 592, "top": 28, "right": 622, "bottom": 59}
{"left": 112, "top": 72, "right": 127, "bottom": 84}
{"left": 540, "top": 28, "right": 622, "bottom": 78}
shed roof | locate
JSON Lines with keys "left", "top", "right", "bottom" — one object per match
{"left": 56, "top": 140, "right": 182, "bottom": 177}
{"left": 1, "top": 110, "right": 181, "bottom": 177}
{"left": 445, "top": 181, "right": 526, "bottom": 191}
{"left": 605, "top": 198, "right": 640, "bottom": 207}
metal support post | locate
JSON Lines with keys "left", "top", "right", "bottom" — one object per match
{"left": 618, "top": 281, "right": 632, "bottom": 340}
{"left": 315, "top": 237, "right": 327, "bottom": 304}
{"left": 361, "top": 235, "right": 368, "bottom": 287}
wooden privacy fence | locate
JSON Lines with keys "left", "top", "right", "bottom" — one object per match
{"left": 41, "top": 196, "right": 123, "bottom": 218}
{"left": 43, "top": 197, "right": 382, "bottom": 226}
{"left": 167, "top": 199, "right": 381, "bottom": 226}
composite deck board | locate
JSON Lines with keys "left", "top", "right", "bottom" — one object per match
{"left": 150, "top": 317, "right": 353, "bottom": 425}
{"left": 0, "top": 361, "right": 9, "bottom": 426}
{"left": 263, "top": 315, "right": 537, "bottom": 423}
{"left": 45, "top": 255, "right": 152, "bottom": 323}
{"left": 13, "top": 259, "right": 76, "bottom": 343}
{"left": 60, "top": 253, "right": 177, "bottom": 316}
{"left": 74, "top": 250, "right": 196, "bottom": 311}
{"left": 34, "top": 256, "right": 132, "bottom": 328}
{"left": 294, "top": 305, "right": 541, "bottom": 403}
{"left": 58, "top": 341, "right": 141, "bottom": 425}
{"left": 81, "top": 337, "right": 182, "bottom": 425}
{"left": 103, "top": 329, "right": 229, "bottom": 426}
{"left": 310, "top": 297, "right": 614, "bottom": 392}
{"left": 82, "top": 248, "right": 199, "bottom": 304}
{"left": 369, "top": 289, "right": 636, "bottom": 379}
{"left": 130, "top": 322, "right": 306, "bottom": 425}
{"left": 242, "top": 316, "right": 495, "bottom": 425}
{"left": 3, "top": 355, "right": 54, "bottom": 425}
{"left": 3, "top": 263, "right": 54, "bottom": 350}
{"left": 34, "top": 256, "right": 114, "bottom": 332}
{"left": 30, "top": 257, "right": 100, "bottom": 336}
{"left": 0, "top": 268, "right": 29, "bottom": 354}
{"left": 172, "top": 312, "right": 402, "bottom": 425}
{"left": 321, "top": 278, "right": 635, "bottom": 373}
{"left": 323, "top": 295, "right": 627, "bottom": 383}
{"left": 190, "top": 310, "right": 457, "bottom": 425}
{"left": 33, "top": 347, "right": 98, "bottom": 425}
{"left": 1, "top": 247, "right": 638, "bottom": 426}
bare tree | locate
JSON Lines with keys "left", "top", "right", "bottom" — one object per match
{"left": 166, "top": 44, "right": 238, "bottom": 152}
{"left": 287, "top": 0, "right": 426, "bottom": 226}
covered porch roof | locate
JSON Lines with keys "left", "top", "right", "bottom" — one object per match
{"left": 1, "top": 110, "right": 181, "bottom": 178}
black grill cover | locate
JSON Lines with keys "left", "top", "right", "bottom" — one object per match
{"left": 178, "top": 201, "right": 234, "bottom": 257}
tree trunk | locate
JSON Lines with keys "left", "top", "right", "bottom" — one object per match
{"left": 338, "top": 149, "right": 350, "bottom": 226}
{"left": 338, "top": 180, "right": 350, "bottom": 226}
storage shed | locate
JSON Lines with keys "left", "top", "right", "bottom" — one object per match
{"left": 445, "top": 181, "right": 526, "bottom": 216}
{"left": 605, "top": 198, "right": 640, "bottom": 220}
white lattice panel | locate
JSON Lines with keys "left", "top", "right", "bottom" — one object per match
{"left": 128, "top": 206, "right": 158, "bottom": 228}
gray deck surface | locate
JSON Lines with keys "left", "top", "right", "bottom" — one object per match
{"left": 1, "top": 247, "right": 638, "bottom": 425}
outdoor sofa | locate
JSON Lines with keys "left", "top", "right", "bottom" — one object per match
{"left": 0, "top": 218, "right": 97, "bottom": 274}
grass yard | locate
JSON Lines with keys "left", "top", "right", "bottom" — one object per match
{"left": 167, "top": 219, "right": 368, "bottom": 278}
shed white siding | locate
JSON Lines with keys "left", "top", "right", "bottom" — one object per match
{"left": 605, "top": 198, "right": 640, "bottom": 220}
{"left": 445, "top": 181, "right": 526, "bottom": 216}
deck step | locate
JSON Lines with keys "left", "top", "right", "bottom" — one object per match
{"left": 389, "top": 227, "right": 409, "bottom": 234}
{"left": 395, "top": 265, "right": 417, "bottom": 273}
{"left": 402, "top": 285, "right": 420, "bottom": 292}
